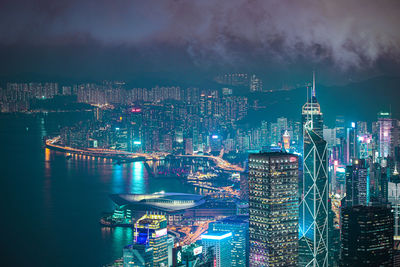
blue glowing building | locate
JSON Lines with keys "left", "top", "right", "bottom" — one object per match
{"left": 210, "top": 215, "right": 249, "bottom": 267}
{"left": 201, "top": 232, "right": 232, "bottom": 267}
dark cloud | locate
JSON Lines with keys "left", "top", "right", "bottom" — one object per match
{"left": 1, "top": 0, "right": 400, "bottom": 83}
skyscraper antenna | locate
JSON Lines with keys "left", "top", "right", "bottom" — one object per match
{"left": 310, "top": 72, "right": 313, "bottom": 129}
{"left": 312, "top": 70, "right": 316, "bottom": 97}
{"left": 306, "top": 85, "right": 309, "bottom": 124}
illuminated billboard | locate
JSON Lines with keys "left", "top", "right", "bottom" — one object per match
{"left": 193, "top": 246, "right": 203, "bottom": 256}
{"left": 155, "top": 228, "right": 167, "bottom": 237}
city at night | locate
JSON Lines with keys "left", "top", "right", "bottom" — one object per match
{"left": 1, "top": 1, "right": 400, "bottom": 266}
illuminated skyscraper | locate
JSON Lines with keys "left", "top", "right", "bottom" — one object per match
{"left": 211, "top": 215, "right": 249, "bottom": 267}
{"left": 357, "top": 134, "right": 372, "bottom": 159}
{"left": 301, "top": 73, "right": 324, "bottom": 142}
{"left": 378, "top": 111, "right": 394, "bottom": 158}
{"left": 283, "top": 130, "right": 291, "bottom": 150}
{"left": 335, "top": 116, "right": 346, "bottom": 140}
{"left": 248, "top": 152, "right": 299, "bottom": 266}
{"left": 346, "top": 123, "right": 357, "bottom": 164}
{"left": 344, "top": 159, "right": 368, "bottom": 207}
{"left": 277, "top": 117, "right": 288, "bottom": 139}
{"left": 299, "top": 73, "right": 329, "bottom": 267}
{"left": 134, "top": 214, "right": 168, "bottom": 267}
{"left": 389, "top": 166, "right": 400, "bottom": 239}
{"left": 201, "top": 232, "right": 232, "bottom": 267}
{"left": 340, "top": 205, "right": 394, "bottom": 266}
{"left": 369, "top": 162, "right": 389, "bottom": 204}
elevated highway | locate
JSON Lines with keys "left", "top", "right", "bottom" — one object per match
{"left": 45, "top": 137, "right": 244, "bottom": 172}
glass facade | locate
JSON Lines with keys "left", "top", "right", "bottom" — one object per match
{"left": 248, "top": 152, "right": 299, "bottom": 266}
{"left": 123, "top": 243, "right": 153, "bottom": 267}
{"left": 341, "top": 205, "right": 394, "bottom": 266}
{"left": 299, "top": 129, "right": 328, "bottom": 267}
{"left": 378, "top": 112, "right": 394, "bottom": 158}
{"left": 299, "top": 81, "right": 328, "bottom": 267}
{"left": 134, "top": 214, "right": 168, "bottom": 267}
{"left": 201, "top": 232, "right": 232, "bottom": 267}
{"left": 344, "top": 159, "right": 368, "bottom": 207}
{"left": 389, "top": 172, "right": 400, "bottom": 239}
{"left": 211, "top": 215, "right": 249, "bottom": 267}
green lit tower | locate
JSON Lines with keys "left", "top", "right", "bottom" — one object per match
{"left": 299, "top": 72, "right": 329, "bottom": 267}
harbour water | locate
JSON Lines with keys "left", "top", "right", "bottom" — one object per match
{"left": 0, "top": 112, "right": 192, "bottom": 266}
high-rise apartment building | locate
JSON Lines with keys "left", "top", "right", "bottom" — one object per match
{"left": 248, "top": 152, "right": 299, "bottom": 266}
{"left": 250, "top": 74, "right": 263, "bottom": 92}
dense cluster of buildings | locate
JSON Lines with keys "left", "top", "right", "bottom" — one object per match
{"left": 5, "top": 75, "right": 400, "bottom": 266}
{"left": 105, "top": 77, "right": 399, "bottom": 267}
{"left": 0, "top": 80, "right": 302, "bottom": 157}
{"left": 0, "top": 73, "right": 265, "bottom": 113}
{"left": 0, "top": 82, "right": 59, "bottom": 111}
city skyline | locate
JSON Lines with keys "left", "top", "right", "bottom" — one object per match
{"left": 1, "top": 1, "right": 400, "bottom": 267}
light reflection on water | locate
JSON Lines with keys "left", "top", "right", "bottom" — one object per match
{"left": 132, "top": 161, "right": 146, "bottom": 194}
{"left": 42, "top": 148, "right": 191, "bottom": 264}
{"left": 101, "top": 227, "right": 133, "bottom": 262}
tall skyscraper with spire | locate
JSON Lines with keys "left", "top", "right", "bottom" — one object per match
{"left": 301, "top": 72, "right": 323, "bottom": 138}
{"left": 299, "top": 72, "right": 329, "bottom": 267}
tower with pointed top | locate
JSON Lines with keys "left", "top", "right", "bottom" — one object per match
{"left": 301, "top": 71, "right": 323, "bottom": 138}
{"left": 299, "top": 72, "right": 329, "bottom": 267}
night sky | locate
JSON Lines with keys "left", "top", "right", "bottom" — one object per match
{"left": 1, "top": 0, "right": 400, "bottom": 88}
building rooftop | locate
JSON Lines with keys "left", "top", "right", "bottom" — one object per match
{"left": 110, "top": 192, "right": 206, "bottom": 212}
{"left": 217, "top": 215, "right": 249, "bottom": 224}
{"left": 201, "top": 231, "right": 232, "bottom": 240}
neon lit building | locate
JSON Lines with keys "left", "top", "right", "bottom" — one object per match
{"left": 378, "top": 111, "right": 394, "bottom": 158}
{"left": 346, "top": 123, "right": 357, "bottom": 164}
{"left": 173, "top": 244, "right": 205, "bottom": 267}
{"left": 299, "top": 73, "right": 328, "bottom": 267}
{"left": 134, "top": 214, "right": 168, "bottom": 267}
{"left": 211, "top": 215, "right": 249, "bottom": 267}
{"left": 283, "top": 130, "right": 291, "bottom": 150}
{"left": 357, "top": 134, "right": 372, "bottom": 159}
{"left": 201, "top": 232, "right": 232, "bottom": 267}
{"left": 248, "top": 152, "right": 299, "bottom": 266}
